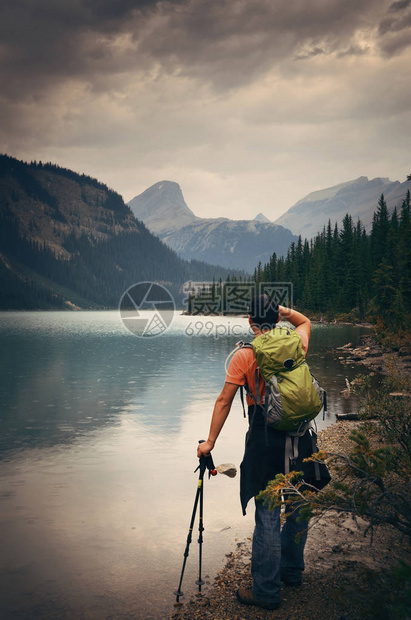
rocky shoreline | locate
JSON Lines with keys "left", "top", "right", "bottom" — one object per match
{"left": 171, "top": 420, "right": 410, "bottom": 620}
{"left": 335, "top": 334, "right": 411, "bottom": 375}
{"left": 171, "top": 332, "right": 411, "bottom": 619}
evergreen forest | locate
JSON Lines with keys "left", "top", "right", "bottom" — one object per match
{"left": 0, "top": 206, "right": 242, "bottom": 309}
{"left": 188, "top": 191, "right": 411, "bottom": 327}
{"left": 254, "top": 192, "right": 411, "bottom": 326}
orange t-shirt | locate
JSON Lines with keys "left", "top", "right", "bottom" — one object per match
{"left": 225, "top": 346, "right": 266, "bottom": 407}
{"left": 225, "top": 330, "right": 308, "bottom": 407}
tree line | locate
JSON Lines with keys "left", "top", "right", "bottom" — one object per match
{"left": 254, "top": 191, "right": 411, "bottom": 326}
{"left": 0, "top": 203, "right": 243, "bottom": 309}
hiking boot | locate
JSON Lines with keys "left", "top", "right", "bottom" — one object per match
{"left": 281, "top": 576, "right": 302, "bottom": 587}
{"left": 236, "top": 588, "right": 281, "bottom": 610}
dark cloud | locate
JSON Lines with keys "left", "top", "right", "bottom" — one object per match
{"left": 1, "top": 0, "right": 410, "bottom": 204}
{"left": 378, "top": 0, "right": 411, "bottom": 54}
{"left": 0, "top": 0, "right": 179, "bottom": 100}
{"left": 294, "top": 47, "right": 326, "bottom": 60}
{"left": 0, "top": 0, "right": 392, "bottom": 103}
{"left": 83, "top": 0, "right": 159, "bottom": 20}
{"left": 388, "top": 0, "right": 411, "bottom": 12}
{"left": 136, "top": 0, "right": 387, "bottom": 88}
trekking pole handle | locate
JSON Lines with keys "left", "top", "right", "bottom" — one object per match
{"left": 198, "top": 440, "right": 217, "bottom": 477}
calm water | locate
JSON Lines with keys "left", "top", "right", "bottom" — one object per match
{"left": 0, "top": 312, "right": 372, "bottom": 619}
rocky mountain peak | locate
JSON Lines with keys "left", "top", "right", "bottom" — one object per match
{"left": 254, "top": 212, "right": 270, "bottom": 223}
{"left": 128, "top": 181, "right": 197, "bottom": 234}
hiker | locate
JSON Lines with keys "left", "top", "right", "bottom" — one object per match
{"left": 197, "top": 296, "right": 320, "bottom": 611}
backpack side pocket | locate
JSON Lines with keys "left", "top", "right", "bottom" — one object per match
{"left": 265, "top": 375, "right": 283, "bottom": 427}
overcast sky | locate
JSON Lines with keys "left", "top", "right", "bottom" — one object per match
{"left": 1, "top": 0, "right": 410, "bottom": 220}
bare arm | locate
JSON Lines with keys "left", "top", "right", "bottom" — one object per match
{"left": 278, "top": 305, "right": 311, "bottom": 352}
{"left": 197, "top": 382, "right": 239, "bottom": 457}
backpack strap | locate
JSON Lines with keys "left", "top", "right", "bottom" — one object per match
{"left": 254, "top": 368, "right": 262, "bottom": 406}
{"left": 283, "top": 424, "right": 322, "bottom": 483}
{"left": 284, "top": 421, "right": 313, "bottom": 476}
{"left": 240, "top": 374, "right": 259, "bottom": 419}
{"left": 310, "top": 370, "right": 328, "bottom": 421}
{"left": 226, "top": 341, "right": 256, "bottom": 419}
{"left": 239, "top": 385, "right": 247, "bottom": 418}
{"left": 309, "top": 427, "right": 321, "bottom": 482}
{"left": 224, "top": 340, "right": 247, "bottom": 373}
{"left": 284, "top": 435, "right": 300, "bottom": 475}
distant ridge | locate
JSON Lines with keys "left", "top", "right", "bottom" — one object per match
{"left": 274, "top": 176, "right": 411, "bottom": 239}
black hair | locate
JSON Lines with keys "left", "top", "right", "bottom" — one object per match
{"left": 248, "top": 294, "right": 279, "bottom": 328}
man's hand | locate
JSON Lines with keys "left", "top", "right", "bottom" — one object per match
{"left": 197, "top": 439, "right": 214, "bottom": 458}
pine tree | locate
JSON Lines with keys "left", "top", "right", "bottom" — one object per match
{"left": 398, "top": 191, "right": 411, "bottom": 311}
{"left": 371, "top": 194, "right": 390, "bottom": 269}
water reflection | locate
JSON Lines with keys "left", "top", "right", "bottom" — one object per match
{"left": 0, "top": 314, "right": 207, "bottom": 456}
{"left": 0, "top": 312, "right": 373, "bottom": 618}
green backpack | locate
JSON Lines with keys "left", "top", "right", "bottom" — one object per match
{"left": 243, "top": 326, "right": 326, "bottom": 432}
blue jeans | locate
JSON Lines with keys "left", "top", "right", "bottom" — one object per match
{"left": 251, "top": 498, "right": 308, "bottom": 604}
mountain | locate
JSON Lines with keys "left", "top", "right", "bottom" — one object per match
{"left": 274, "top": 176, "right": 411, "bottom": 239}
{"left": 161, "top": 219, "right": 296, "bottom": 272}
{"left": 128, "top": 181, "right": 197, "bottom": 235}
{"left": 0, "top": 155, "right": 241, "bottom": 309}
{"left": 254, "top": 213, "right": 271, "bottom": 223}
{"left": 128, "top": 182, "right": 296, "bottom": 272}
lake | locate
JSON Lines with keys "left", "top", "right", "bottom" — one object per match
{"left": 0, "top": 311, "right": 372, "bottom": 619}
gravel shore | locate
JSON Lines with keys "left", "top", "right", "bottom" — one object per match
{"left": 171, "top": 421, "right": 411, "bottom": 620}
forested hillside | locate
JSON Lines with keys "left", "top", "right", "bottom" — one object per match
{"left": 0, "top": 155, "right": 242, "bottom": 309}
{"left": 256, "top": 192, "right": 411, "bottom": 324}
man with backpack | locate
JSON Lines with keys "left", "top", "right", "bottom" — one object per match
{"left": 197, "top": 295, "right": 322, "bottom": 611}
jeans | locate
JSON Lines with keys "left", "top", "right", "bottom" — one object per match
{"left": 251, "top": 498, "right": 308, "bottom": 604}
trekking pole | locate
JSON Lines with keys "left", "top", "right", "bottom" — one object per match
{"left": 174, "top": 440, "right": 217, "bottom": 603}
{"left": 196, "top": 444, "right": 218, "bottom": 593}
